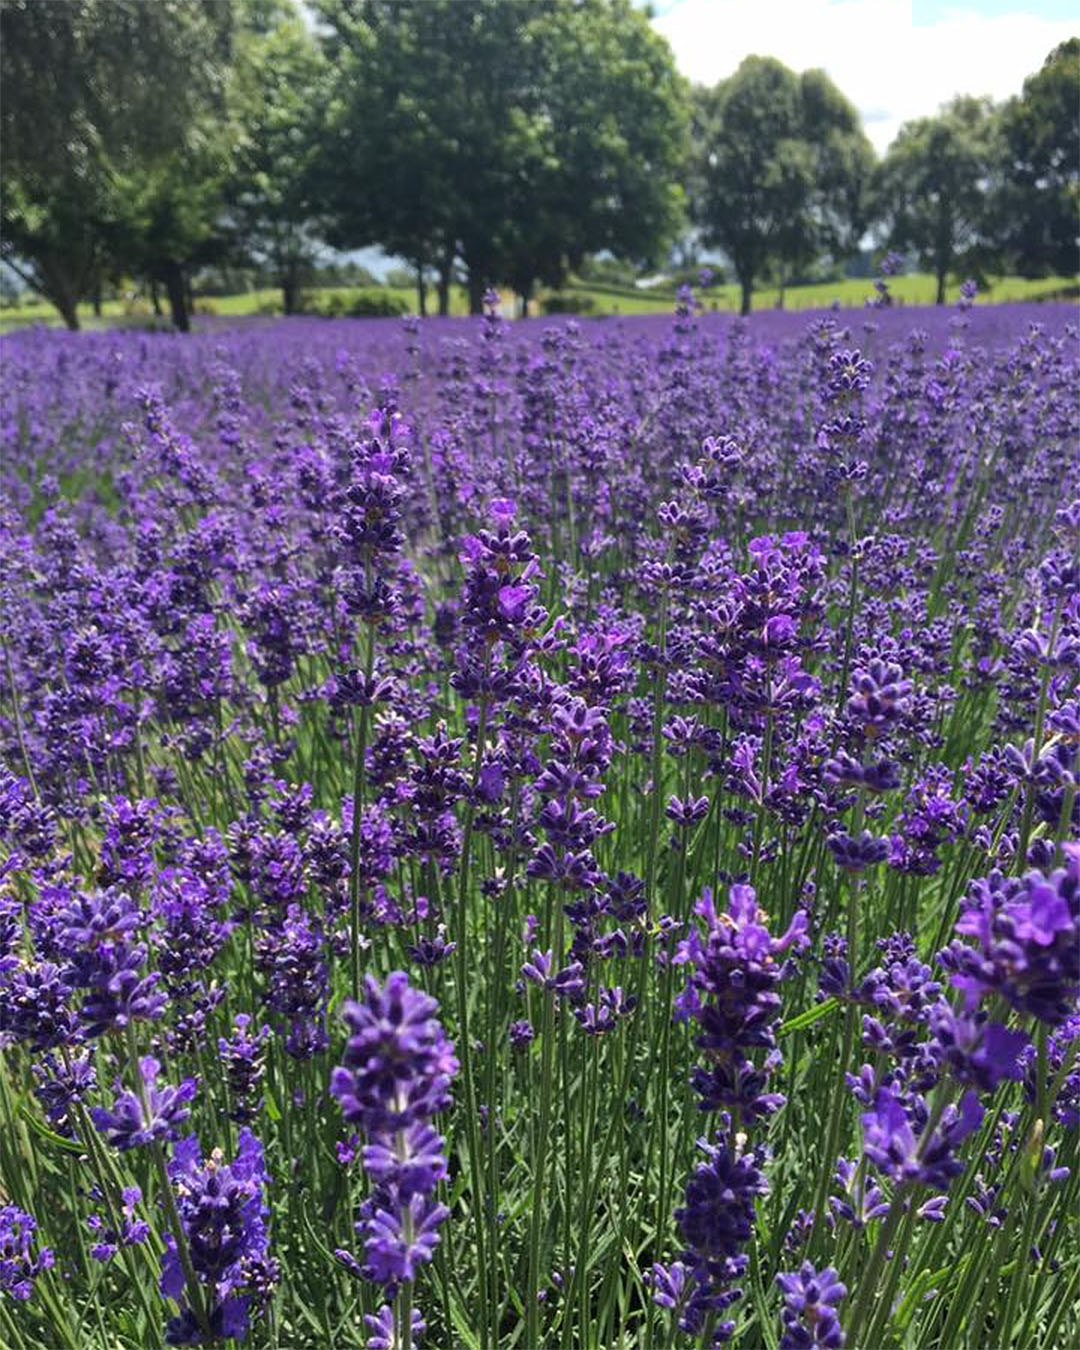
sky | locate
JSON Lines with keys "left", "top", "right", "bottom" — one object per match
{"left": 649, "top": 0, "right": 1079, "bottom": 153}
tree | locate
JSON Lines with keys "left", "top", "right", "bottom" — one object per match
{"left": 691, "top": 57, "right": 874, "bottom": 315}
{"left": 992, "top": 39, "right": 1079, "bottom": 279}
{"left": 877, "top": 96, "right": 997, "bottom": 305}
{"left": 102, "top": 9, "right": 236, "bottom": 332}
{"left": 311, "top": 0, "right": 467, "bottom": 314}
{"left": 313, "top": 0, "right": 688, "bottom": 315}
{"left": 0, "top": 0, "right": 235, "bottom": 330}
{"left": 497, "top": 0, "right": 688, "bottom": 314}
{"left": 228, "top": 1, "right": 329, "bottom": 315}
{"left": 797, "top": 69, "right": 877, "bottom": 276}
{"left": 108, "top": 151, "right": 232, "bottom": 332}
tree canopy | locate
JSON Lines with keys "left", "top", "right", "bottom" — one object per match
{"left": 312, "top": 0, "right": 688, "bottom": 314}
{"left": 227, "top": 2, "right": 328, "bottom": 314}
{"left": 876, "top": 96, "right": 998, "bottom": 305}
{"left": 0, "top": 0, "right": 234, "bottom": 329}
{"left": 690, "top": 56, "right": 875, "bottom": 315}
{"left": 992, "top": 38, "right": 1079, "bottom": 279}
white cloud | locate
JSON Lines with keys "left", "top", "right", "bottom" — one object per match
{"left": 651, "top": 0, "right": 1078, "bottom": 153}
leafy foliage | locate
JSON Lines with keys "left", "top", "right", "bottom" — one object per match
{"left": 992, "top": 38, "right": 1080, "bottom": 279}
{"left": 691, "top": 57, "right": 875, "bottom": 314}
{"left": 0, "top": 0, "right": 235, "bottom": 329}
{"left": 876, "top": 96, "right": 998, "bottom": 304}
{"left": 311, "top": 0, "right": 687, "bottom": 313}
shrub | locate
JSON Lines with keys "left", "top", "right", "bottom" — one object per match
{"left": 542, "top": 291, "right": 597, "bottom": 315}
{"left": 346, "top": 289, "right": 410, "bottom": 318}
{"left": 310, "top": 290, "right": 410, "bottom": 319}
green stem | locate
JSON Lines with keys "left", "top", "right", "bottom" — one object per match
{"left": 808, "top": 1002, "right": 855, "bottom": 1261}
{"left": 525, "top": 896, "right": 562, "bottom": 1350}
{"left": 1017, "top": 601, "right": 1061, "bottom": 869}
{"left": 125, "top": 1026, "right": 210, "bottom": 1339}
{"left": 2, "top": 635, "right": 39, "bottom": 800}
{"left": 70, "top": 1094, "right": 162, "bottom": 1335}
{"left": 453, "top": 691, "right": 491, "bottom": 1347}
{"left": 845, "top": 1194, "right": 905, "bottom": 1347}
{"left": 349, "top": 615, "right": 378, "bottom": 1000}
{"left": 862, "top": 1197, "right": 918, "bottom": 1349}
{"left": 835, "top": 487, "right": 861, "bottom": 717}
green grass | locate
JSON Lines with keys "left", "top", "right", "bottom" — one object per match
{"left": 0, "top": 283, "right": 475, "bottom": 330}
{"left": 2, "top": 272, "right": 1076, "bottom": 331}
{"left": 562, "top": 272, "right": 1079, "bottom": 315}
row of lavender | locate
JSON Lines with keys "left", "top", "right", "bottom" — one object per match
{"left": 1, "top": 291, "right": 1077, "bottom": 1349}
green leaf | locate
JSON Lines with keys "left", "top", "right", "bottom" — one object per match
{"left": 893, "top": 1259, "right": 966, "bottom": 1331}
{"left": 20, "top": 1104, "right": 85, "bottom": 1155}
{"left": 748, "top": 1238, "right": 780, "bottom": 1350}
{"left": 447, "top": 1289, "right": 483, "bottom": 1350}
{"left": 779, "top": 998, "right": 839, "bottom": 1036}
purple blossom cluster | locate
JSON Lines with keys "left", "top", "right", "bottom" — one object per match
{"left": 161, "top": 1129, "right": 277, "bottom": 1345}
{"left": 0, "top": 1206, "right": 55, "bottom": 1301}
{"left": 652, "top": 884, "right": 808, "bottom": 1339}
{"left": 331, "top": 972, "right": 457, "bottom": 1341}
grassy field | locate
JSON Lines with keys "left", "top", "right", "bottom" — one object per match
{"left": 578, "top": 271, "right": 1080, "bottom": 314}
{"left": 2, "top": 272, "right": 1076, "bottom": 330}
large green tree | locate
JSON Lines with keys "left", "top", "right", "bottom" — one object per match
{"left": 877, "top": 96, "right": 997, "bottom": 305}
{"left": 691, "top": 57, "right": 874, "bottom": 315}
{"left": 312, "top": 0, "right": 479, "bottom": 314}
{"left": 227, "top": 0, "right": 329, "bottom": 315}
{"left": 312, "top": 0, "right": 688, "bottom": 314}
{"left": 0, "top": 0, "right": 234, "bottom": 330}
{"left": 992, "top": 39, "right": 1079, "bottom": 279}
{"left": 496, "top": 0, "right": 688, "bottom": 314}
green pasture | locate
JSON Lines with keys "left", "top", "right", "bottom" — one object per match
{"left": 1, "top": 272, "right": 1076, "bottom": 331}
{"left": 579, "top": 272, "right": 1080, "bottom": 314}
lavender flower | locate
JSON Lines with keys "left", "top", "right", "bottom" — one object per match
{"left": 161, "top": 1129, "right": 277, "bottom": 1344}
{"left": 91, "top": 1056, "right": 197, "bottom": 1151}
{"left": 861, "top": 1086, "right": 984, "bottom": 1191}
{"left": 364, "top": 1302, "right": 426, "bottom": 1349}
{"left": 331, "top": 973, "right": 457, "bottom": 1328}
{"left": 218, "top": 1015, "right": 270, "bottom": 1123}
{"left": 940, "top": 847, "right": 1079, "bottom": 1025}
{"left": 776, "top": 1262, "right": 847, "bottom": 1348}
{"left": 653, "top": 1135, "right": 769, "bottom": 1343}
{"left": 87, "top": 1186, "right": 149, "bottom": 1262}
{"left": 0, "top": 1205, "right": 55, "bottom": 1300}
{"left": 675, "top": 884, "right": 808, "bottom": 1123}
{"left": 331, "top": 972, "right": 458, "bottom": 1133}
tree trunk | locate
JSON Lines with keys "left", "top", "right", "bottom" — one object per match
{"left": 739, "top": 275, "right": 753, "bottom": 316}
{"left": 282, "top": 264, "right": 298, "bottom": 316}
{"left": 437, "top": 249, "right": 453, "bottom": 316}
{"left": 935, "top": 268, "right": 947, "bottom": 305}
{"left": 32, "top": 256, "right": 81, "bottom": 330}
{"left": 55, "top": 292, "right": 80, "bottom": 331}
{"left": 92, "top": 281, "right": 102, "bottom": 318}
{"left": 8, "top": 254, "right": 80, "bottom": 329}
{"left": 467, "top": 271, "right": 486, "bottom": 316}
{"left": 150, "top": 279, "right": 162, "bottom": 316}
{"left": 415, "top": 260, "right": 427, "bottom": 317}
{"left": 163, "top": 262, "right": 190, "bottom": 333}
{"left": 519, "top": 280, "right": 533, "bottom": 318}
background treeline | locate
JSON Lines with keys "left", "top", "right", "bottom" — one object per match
{"left": 1, "top": 0, "right": 1076, "bottom": 329}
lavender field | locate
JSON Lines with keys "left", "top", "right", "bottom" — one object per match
{"left": 1, "top": 293, "right": 1078, "bottom": 1350}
